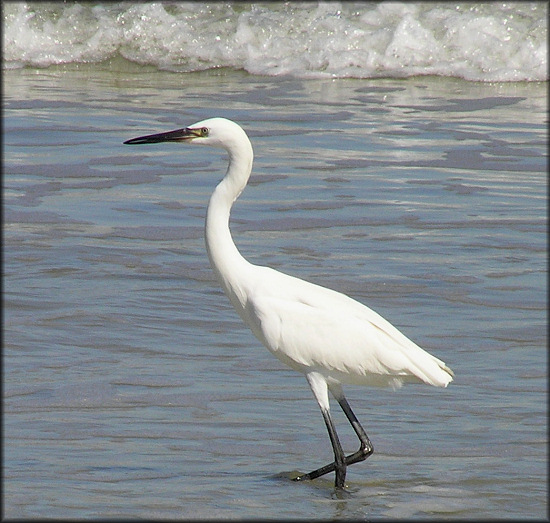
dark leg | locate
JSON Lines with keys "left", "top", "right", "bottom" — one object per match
{"left": 335, "top": 394, "right": 374, "bottom": 465}
{"left": 294, "top": 390, "right": 373, "bottom": 484}
{"left": 295, "top": 406, "right": 347, "bottom": 488}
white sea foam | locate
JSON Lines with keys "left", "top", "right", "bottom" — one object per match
{"left": 3, "top": 2, "right": 547, "bottom": 81}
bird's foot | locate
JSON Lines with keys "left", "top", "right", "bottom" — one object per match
{"left": 292, "top": 472, "right": 312, "bottom": 482}
{"left": 292, "top": 445, "right": 372, "bottom": 486}
{"left": 292, "top": 470, "right": 347, "bottom": 490}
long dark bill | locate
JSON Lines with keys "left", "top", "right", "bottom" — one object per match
{"left": 124, "top": 127, "right": 199, "bottom": 145}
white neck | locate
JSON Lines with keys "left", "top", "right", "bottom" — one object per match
{"left": 204, "top": 138, "right": 255, "bottom": 308}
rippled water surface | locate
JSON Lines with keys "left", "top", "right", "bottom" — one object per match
{"left": 4, "top": 66, "right": 547, "bottom": 519}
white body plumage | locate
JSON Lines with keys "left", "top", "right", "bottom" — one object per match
{"left": 124, "top": 117, "right": 453, "bottom": 489}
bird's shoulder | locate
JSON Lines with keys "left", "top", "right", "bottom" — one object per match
{"left": 245, "top": 264, "right": 423, "bottom": 353}
{"left": 245, "top": 265, "right": 400, "bottom": 337}
{"left": 248, "top": 265, "right": 361, "bottom": 312}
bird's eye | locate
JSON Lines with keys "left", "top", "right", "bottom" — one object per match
{"left": 201, "top": 127, "right": 209, "bottom": 136}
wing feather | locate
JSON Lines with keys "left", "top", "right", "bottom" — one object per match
{"left": 245, "top": 267, "right": 453, "bottom": 388}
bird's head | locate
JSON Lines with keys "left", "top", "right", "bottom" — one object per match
{"left": 124, "top": 117, "right": 249, "bottom": 152}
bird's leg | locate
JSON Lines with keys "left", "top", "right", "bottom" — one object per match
{"left": 295, "top": 407, "right": 347, "bottom": 488}
{"left": 294, "top": 385, "right": 373, "bottom": 486}
{"left": 295, "top": 373, "right": 347, "bottom": 488}
{"left": 334, "top": 394, "right": 374, "bottom": 465}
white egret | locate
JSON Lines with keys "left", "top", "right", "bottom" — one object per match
{"left": 124, "top": 117, "right": 453, "bottom": 489}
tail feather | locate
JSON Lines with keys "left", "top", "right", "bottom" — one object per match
{"left": 416, "top": 358, "right": 454, "bottom": 388}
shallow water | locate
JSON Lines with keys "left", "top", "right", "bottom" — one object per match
{"left": 3, "top": 66, "right": 547, "bottom": 519}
